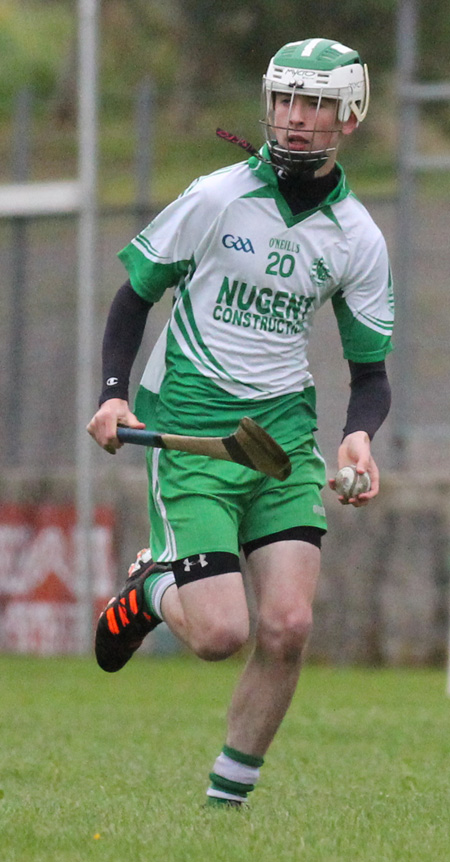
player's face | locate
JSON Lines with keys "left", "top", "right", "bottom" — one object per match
{"left": 272, "top": 92, "right": 356, "bottom": 169}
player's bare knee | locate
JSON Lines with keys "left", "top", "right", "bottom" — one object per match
{"left": 256, "top": 608, "right": 313, "bottom": 661}
{"left": 190, "top": 619, "right": 249, "bottom": 662}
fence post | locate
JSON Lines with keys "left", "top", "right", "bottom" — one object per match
{"left": 76, "top": 0, "right": 99, "bottom": 653}
{"left": 8, "top": 87, "right": 32, "bottom": 464}
{"left": 135, "top": 78, "right": 154, "bottom": 232}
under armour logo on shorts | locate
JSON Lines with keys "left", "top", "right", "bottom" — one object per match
{"left": 183, "top": 554, "right": 208, "bottom": 572}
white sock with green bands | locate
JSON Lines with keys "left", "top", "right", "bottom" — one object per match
{"left": 143, "top": 570, "right": 175, "bottom": 620}
{"left": 206, "top": 745, "right": 264, "bottom": 805}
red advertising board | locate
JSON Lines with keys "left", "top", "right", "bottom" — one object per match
{"left": 0, "top": 503, "right": 117, "bottom": 655}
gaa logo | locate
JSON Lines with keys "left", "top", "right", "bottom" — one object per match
{"left": 222, "top": 234, "right": 255, "bottom": 254}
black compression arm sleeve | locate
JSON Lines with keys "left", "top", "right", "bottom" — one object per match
{"left": 98, "top": 279, "right": 153, "bottom": 406}
{"left": 342, "top": 360, "right": 391, "bottom": 440}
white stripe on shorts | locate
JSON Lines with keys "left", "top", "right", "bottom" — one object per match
{"left": 151, "top": 448, "right": 178, "bottom": 562}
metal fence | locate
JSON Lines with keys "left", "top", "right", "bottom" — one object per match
{"left": 3, "top": 195, "right": 450, "bottom": 475}
{"left": 2, "top": 2, "right": 450, "bottom": 477}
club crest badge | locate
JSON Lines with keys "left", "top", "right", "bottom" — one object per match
{"left": 309, "top": 257, "right": 332, "bottom": 287}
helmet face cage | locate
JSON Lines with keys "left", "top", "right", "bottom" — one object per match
{"left": 262, "top": 82, "right": 342, "bottom": 177}
{"left": 261, "top": 38, "right": 369, "bottom": 177}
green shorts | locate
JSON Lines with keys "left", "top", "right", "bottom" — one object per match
{"left": 146, "top": 432, "right": 327, "bottom": 563}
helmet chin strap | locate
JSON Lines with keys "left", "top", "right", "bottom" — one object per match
{"left": 269, "top": 141, "right": 331, "bottom": 179}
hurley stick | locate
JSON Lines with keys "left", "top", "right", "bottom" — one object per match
{"left": 117, "top": 417, "right": 291, "bottom": 481}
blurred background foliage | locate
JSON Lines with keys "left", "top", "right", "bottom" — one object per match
{"left": 1, "top": 0, "right": 450, "bottom": 200}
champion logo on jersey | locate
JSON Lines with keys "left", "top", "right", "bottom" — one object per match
{"left": 222, "top": 234, "right": 255, "bottom": 254}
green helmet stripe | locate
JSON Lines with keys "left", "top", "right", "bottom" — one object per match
{"left": 272, "top": 38, "right": 361, "bottom": 71}
{"left": 300, "top": 37, "right": 324, "bottom": 57}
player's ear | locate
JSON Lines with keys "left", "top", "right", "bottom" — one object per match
{"left": 341, "top": 113, "right": 359, "bottom": 136}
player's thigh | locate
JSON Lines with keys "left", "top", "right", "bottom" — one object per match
{"left": 246, "top": 538, "right": 321, "bottom": 613}
{"left": 172, "top": 557, "right": 250, "bottom": 658}
{"left": 177, "top": 569, "right": 249, "bottom": 639}
{"left": 246, "top": 539, "right": 321, "bottom": 655}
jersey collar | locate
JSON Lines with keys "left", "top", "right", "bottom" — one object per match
{"left": 247, "top": 144, "right": 351, "bottom": 208}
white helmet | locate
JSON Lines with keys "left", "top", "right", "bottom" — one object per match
{"left": 262, "top": 38, "right": 370, "bottom": 176}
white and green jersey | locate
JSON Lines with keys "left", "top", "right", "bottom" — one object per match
{"left": 118, "top": 147, "right": 394, "bottom": 447}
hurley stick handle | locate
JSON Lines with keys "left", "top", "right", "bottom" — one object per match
{"left": 116, "top": 419, "right": 292, "bottom": 481}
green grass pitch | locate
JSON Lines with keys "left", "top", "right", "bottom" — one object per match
{"left": 0, "top": 654, "right": 449, "bottom": 861}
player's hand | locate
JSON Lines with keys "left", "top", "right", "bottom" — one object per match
{"left": 86, "top": 398, "right": 145, "bottom": 454}
{"left": 328, "top": 430, "right": 379, "bottom": 507}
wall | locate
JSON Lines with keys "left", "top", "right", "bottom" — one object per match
{"left": 1, "top": 466, "right": 448, "bottom": 665}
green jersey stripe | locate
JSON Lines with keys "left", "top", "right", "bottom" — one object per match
{"left": 358, "top": 311, "right": 394, "bottom": 332}
{"left": 171, "top": 305, "right": 223, "bottom": 380}
{"left": 175, "top": 289, "right": 264, "bottom": 394}
{"left": 132, "top": 234, "right": 172, "bottom": 262}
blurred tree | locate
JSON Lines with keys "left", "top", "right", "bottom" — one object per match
{"left": 7, "top": 0, "right": 450, "bottom": 132}
{"left": 129, "top": 0, "right": 400, "bottom": 127}
{"left": 419, "top": 0, "right": 450, "bottom": 133}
